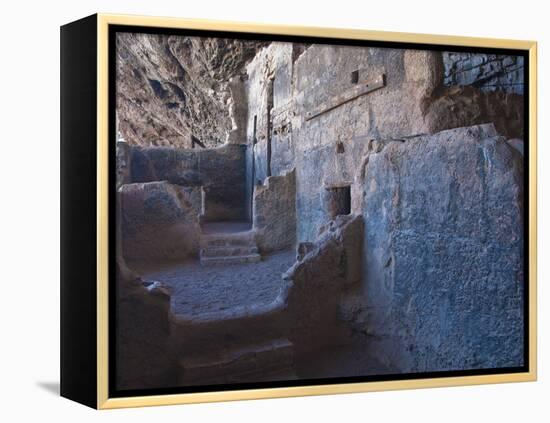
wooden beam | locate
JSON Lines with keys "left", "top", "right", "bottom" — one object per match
{"left": 305, "top": 74, "right": 386, "bottom": 121}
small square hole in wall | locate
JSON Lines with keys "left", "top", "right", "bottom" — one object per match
{"left": 325, "top": 185, "right": 351, "bottom": 218}
{"left": 351, "top": 70, "right": 359, "bottom": 84}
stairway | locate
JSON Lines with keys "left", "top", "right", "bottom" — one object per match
{"left": 180, "top": 338, "right": 295, "bottom": 385}
{"left": 173, "top": 290, "right": 297, "bottom": 385}
{"left": 199, "top": 228, "right": 261, "bottom": 265}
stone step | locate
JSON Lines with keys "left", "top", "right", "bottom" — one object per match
{"left": 180, "top": 338, "right": 295, "bottom": 385}
{"left": 199, "top": 231, "right": 256, "bottom": 248}
{"left": 200, "top": 253, "right": 261, "bottom": 266}
{"left": 200, "top": 245, "right": 259, "bottom": 258}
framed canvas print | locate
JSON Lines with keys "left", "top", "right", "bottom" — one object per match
{"left": 60, "top": 13, "right": 537, "bottom": 409}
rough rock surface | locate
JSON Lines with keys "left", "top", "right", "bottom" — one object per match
{"left": 443, "top": 52, "right": 524, "bottom": 94}
{"left": 351, "top": 124, "right": 524, "bottom": 372}
{"left": 119, "top": 181, "right": 201, "bottom": 260}
{"left": 424, "top": 85, "right": 524, "bottom": 139}
{"left": 116, "top": 32, "right": 265, "bottom": 147}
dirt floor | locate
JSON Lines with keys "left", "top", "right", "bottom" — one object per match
{"left": 129, "top": 250, "right": 296, "bottom": 318}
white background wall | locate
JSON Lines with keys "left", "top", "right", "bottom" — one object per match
{"left": 0, "top": 0, "right": 547, "bottom": 420}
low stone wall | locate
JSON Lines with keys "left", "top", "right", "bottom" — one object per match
{"left": 351, "top": 124, "right": 524, "bottom": 372}
{"left": 116, "top": 276, "right": 178, "bottom": 390}
{"left": 128, "top": 143, "right": 247, "bottom": 222}
{"left": 253, "top": 168, "right": 296, "bottom": 253}
{"left": 284, "top": 215, "right": 363, "bottom": 354}
{"left": 119, "top": 181, "right": 202, "bottom": 260}
{"left": 115, "top": 229, "right": 179, "bottom": 390}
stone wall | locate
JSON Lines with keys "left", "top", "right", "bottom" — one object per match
{"left": 119, "top": 181, "right": 202, "bottom": 260}
{"left": 253, "top": 168, "right": 296, "bottom": 253}
{"left": 443, "top": 52, "right": 524, "bottom": 94}
{"left": 114, "top": 39, "right": 526, "bottom": 379}
{"left": 116, "top": 275, "right": 179, "bottom": 390}
{"left": 284, "top": 215, "right": 363, "bottom": 354}
{"left": 243, "top": 43, "right": 525, "bottom": 371}
{"left": 353, "top": 124, "right": 524, "bottom": 372}
{"left": 127, "top": 144, "right": 247, "bottom": 222}
{"left": 291, "top": 47, "right": 441, "bottom": 242}
{"left": 249, "top": 44, "right": 524, "bottom": 242}
{"left": 116, "top": 140, "right": 132, "bottom": 188}
{"left": 244, "top": 42, "right": 299, "bottom": 220}
{"left": 115, "top": 204, "right": 179, "bottom": 390}
{"left": 245, "top": 42, "right": 298, "bottom": 182}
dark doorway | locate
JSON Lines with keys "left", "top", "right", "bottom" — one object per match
{"left": 249, "top": 114, "right": 258, "bottom": 220}
{"left": 266, "top": 77, "right": 274, "bottom": 177}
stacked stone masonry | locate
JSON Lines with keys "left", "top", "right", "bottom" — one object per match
{"left": 443, "top": 52, "right": 524, "bottom": 94}
{"left": 115, "top": 36, "right": 526, "bottom": 388}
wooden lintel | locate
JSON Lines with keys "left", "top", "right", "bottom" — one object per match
{"left": 305, "top": 74, "right": 386, "bottom": 121}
